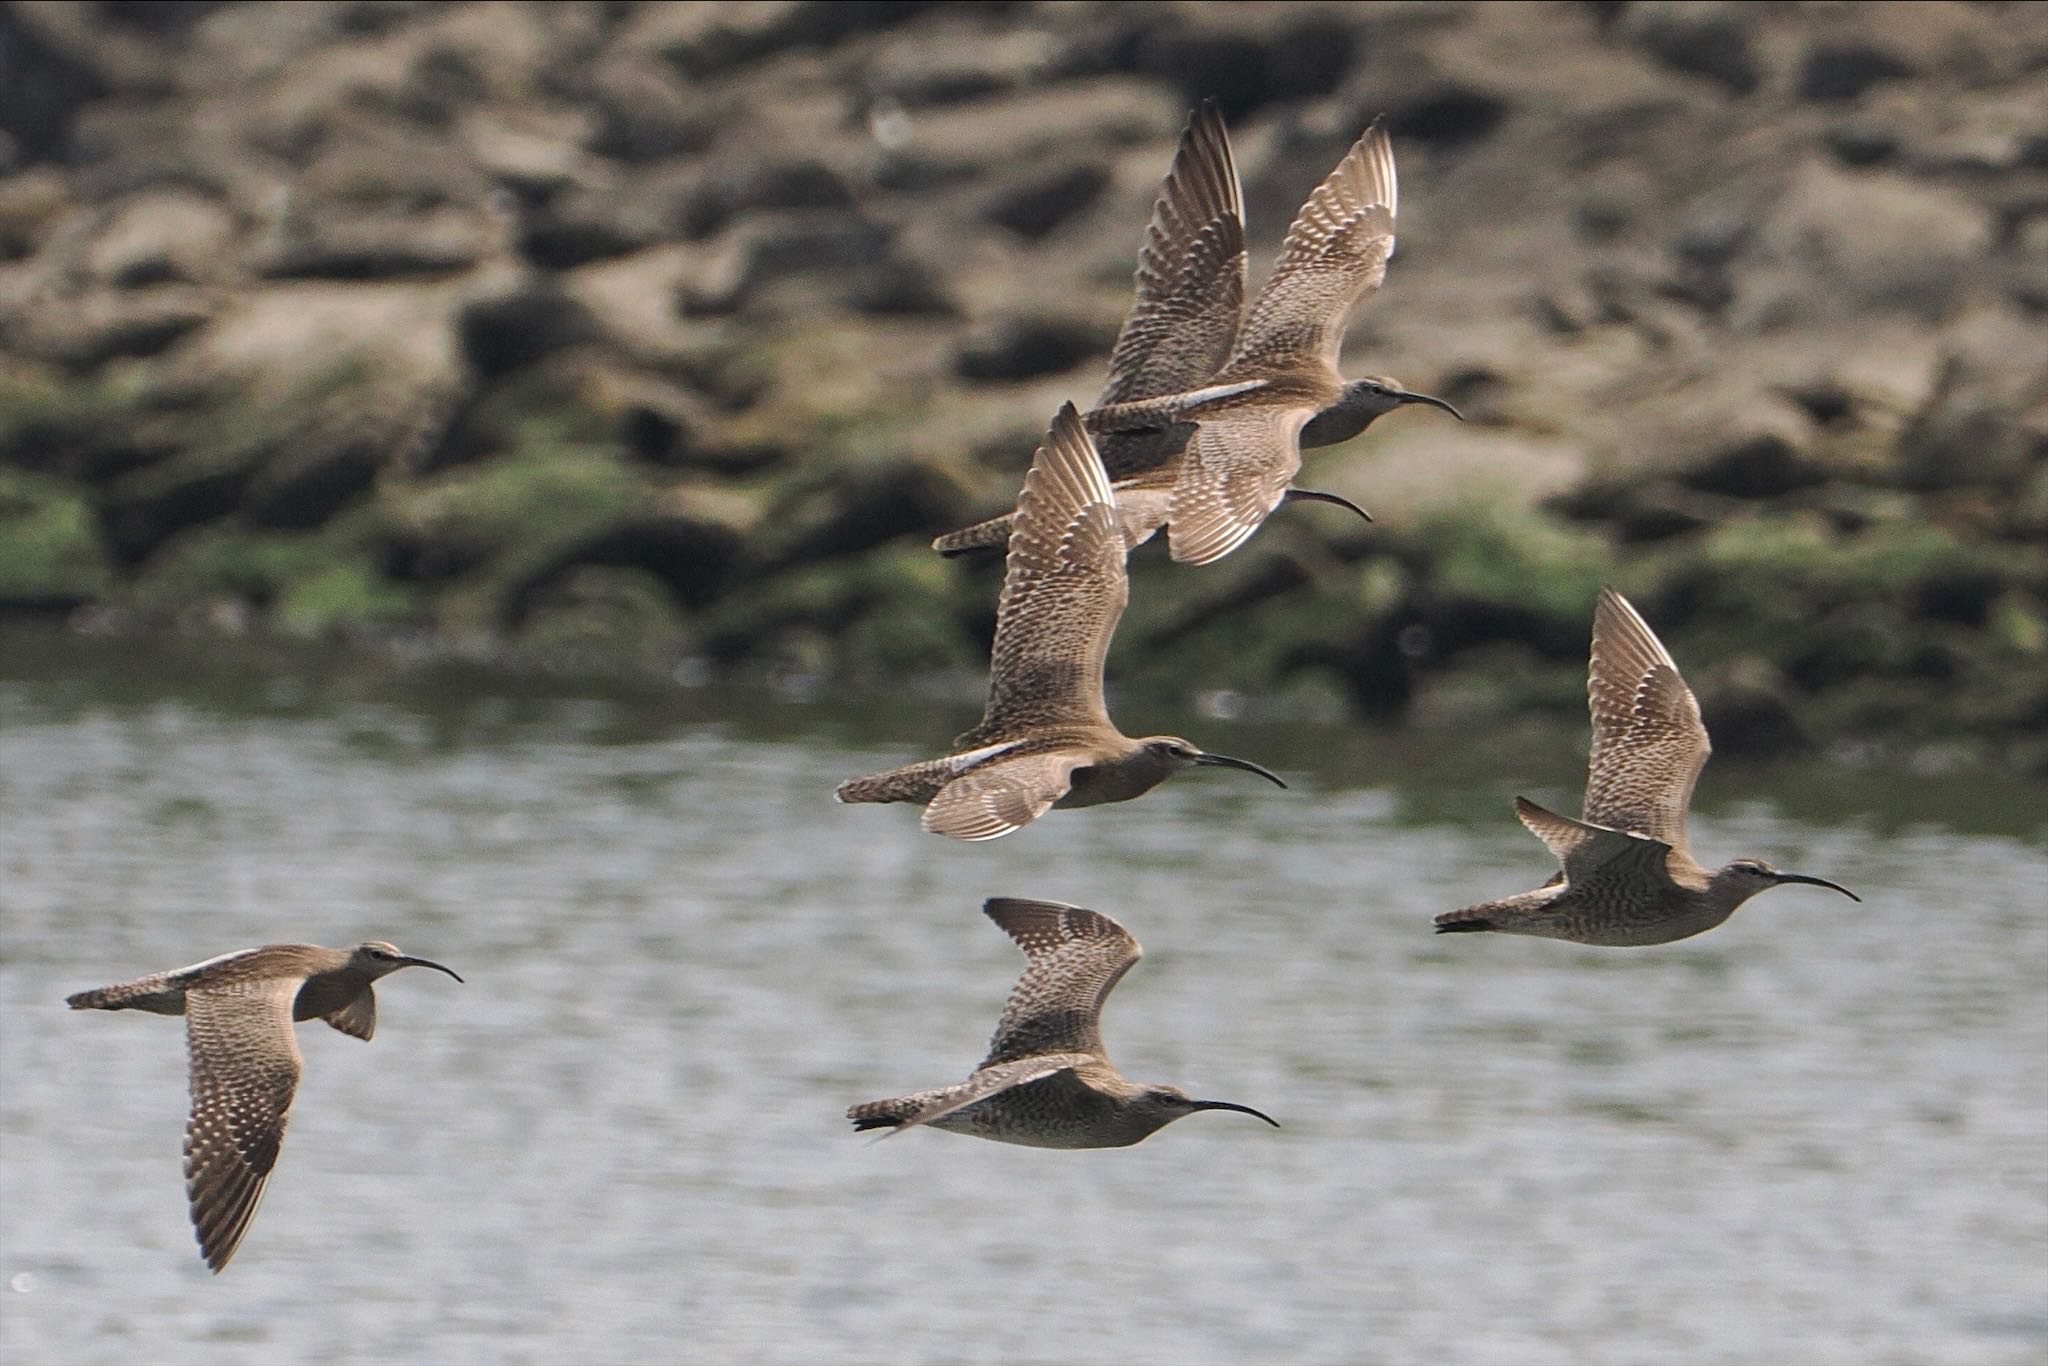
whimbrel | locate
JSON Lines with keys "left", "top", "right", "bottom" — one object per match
{"left": 848, "top": 898, "right": 1278, "bottom": 1147}
{"left": 932, "top": 103, "right": 1456, "bottom": 558}
{"left": 1435, "top": 589, "right": 1859, "bottom": 945}
{"left": 68, "top": 941, "right": 462, "bottom": 1271}
{"left": 1086, "top": 118, "right": 1459, "bottom": 565}
{"left": 838, "top": 402, "right": 1284, "bottom": 840}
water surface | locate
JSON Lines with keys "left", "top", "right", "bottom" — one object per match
{"left": 2, "top": 635, "right": 2044, "bottom": 1365}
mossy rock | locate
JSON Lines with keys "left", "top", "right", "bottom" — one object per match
{"left": 0, "top": 466, "right": 115, "bottom": 605}
{"left": 702, "top": 542, "right": 979, "bottom": 676}
{"left": 390, "top": 434, "right": 657, "bottom": 630}
{"left": 510, "top": 565, "right": 692, "bottom": 657}
{"left": 124, "top": 506, "right": 415, "bottom": 636}
{"left": 1412, "top": 502, "right": 1614, "bottom": 627}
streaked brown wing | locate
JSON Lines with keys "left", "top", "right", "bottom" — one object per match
{"left": 980, "top": 899, "right": 1142, "bottom": 1066}
{"left": 1515, "top": 796, "right": 1601, "bottom": 868}
{"left": 884, "top": 1054, "right": 1097, "bottom": 1136}
{"left": 1515, "top": 796, "right": 1680, "bottom": 891}
{"left": 1229, "top": 120, "right": 1397, "bottom": 377}
{"left": 922, "top": 749, "right": 1086, "bottom": 841}
{"left": 183, "top": 977, "right": 303, "bottom": 1272}
{"left": 1582, "top": 588, "right": 1710, "bottom": 853}
{"left": 1166, "top": 405, "right": 1313, "bottom": 564}
{"left": 1097, "top": 101, "right": 1247, "bottom": 412}
{"left": 321, "top": 988, "right": 376, "bottom": 1041}
{"left": 976, "top": 404, "right": 1127, "bottom": 735}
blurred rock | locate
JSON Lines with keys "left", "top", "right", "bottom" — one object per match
{"left": 1797, "top": 40, "right": 1914, "bottom": 103}
{"left": 979, "top": 160, "right": 1110, "bottom": 241}
{"left": 10, "top": 288, "right": 213, "bottom": 368}
{"left": 85, "top": 190, "right": 237, "bottom": 286}
{"left": 1621, "top": 4, "right": 1760, "bottom": 95}
{"left": 0, "top": 0, "right": 2042, "bottom": 753}
{"left": 1696, "top": 657, "right": 1812, "bottom": 758}
{"left": 1895, "top": 359, "right": 2037, "bottom": 493}
{"left": 257, "top": 205, "right": 490, "bottom": 280}
{"left": 953, "top": 315, "right": 1111, "bottom": 383}
{"left": 678, "top": 158, "right": 854, "bottom": 240}
{"left": 456, "top": 279, "right": 602, "bottom": 378}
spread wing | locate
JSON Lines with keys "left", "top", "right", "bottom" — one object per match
{"left": 1582, "top": 588, "right": 1710, "bottom": 854}
{"left": 1166, "top": 405, "right": 1313, "bottom": 564}
{"left": 921, "top": 750, "right": 1087, "bottom": 842}
{"left": 321, "top": 987, "right": 376, "bottom": 1041}
{"left": 972, "top": 403, "right": 1127, "bottom": 736}
{"left": 979, "top": 899, "right": 1141, "bottom": 1066}
{"left": 879, "top": 1055, "right": 1098, "bottom": 1137}
{"left": 1228, "top": 119, "right": 1396, "bottom": 377}
{"left": 183, "top": 976, "right": 304, "bottom": 1272}
{"left": 1096, "top": 100, "right": 1247, "bottom": 410}
{"left": 1515, "top": 796, "right": 1679, "bottom": 892}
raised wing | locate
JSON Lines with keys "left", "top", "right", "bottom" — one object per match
{"left": 881, "top": 1054, "right": 1097, "bottom": 1137}
{"left": 1582, "top": 588, "right": 1710, "bottom": 853}
{"left": 921, "top": 749, "right": 1087, "bottom": 841}
{"left": 979, "top": 898, "right": 1142, "bottom": 1066}
{"left": 1228, "top": 119, "right": 1396, "bottom": 377}
{"left": 1515, "top": 796, "right": 1678, "bottom": 891}
{"left": 1166, "top": 405, "right": 1313, "bottom": 564}
{"left": 971, "top": 404, "right": 1127, "bottom": 736}
{"left": 1096, "top": 100, "right": 1247, "bottom": 412}
{"left": 183, "top": 976, "right": 304, "bottom": 1272}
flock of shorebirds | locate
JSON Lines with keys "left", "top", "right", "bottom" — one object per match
{"left": 68, "top": 103, "right": 1858, "bottom": 1273}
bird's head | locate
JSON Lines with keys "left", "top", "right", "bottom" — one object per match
{"left": 1709, "top": 859, "right": 1860, "bottom": 908}
{"left": 352, "top": 942, "right": 465, "bottom": 983}
{"left": 1133, "top": 1085, "right": 1280, "bottom": 1137}
{"left": 1346, "top": 375, "right": 1464, "bottom": 421}
{"left": 1136, "top": 737, "right": 1287, "bottom": 789}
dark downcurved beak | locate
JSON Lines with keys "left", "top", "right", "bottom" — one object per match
{"left": 1393, "top": 389, "right": 1464, "bottom": 421}
{"left": 1190, "top": 752, "right": 1287, "bottom": 789}
{"left": 1772, "top": 873, "right": 1860, "bottom": 903}
{"left": 1283, "top": 487, "right": 1373, "bottom": 523}
{"left": 398, "top": 957, "right": 466, "bottom": 983}
{"left": 1190, "top": 1100, "right": 1280, "bottom": 1127}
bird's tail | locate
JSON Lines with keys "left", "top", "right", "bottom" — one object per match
{"left": 931, "top": 512, "right": 1013, "bottom": 557}
{"left": 835, "top": 758, "right": 958, "bottom": 806}
{"left": 847, "top": 1096, "right": 928, "bottom": 1132}
{"left": 1432, "top": 913, "right": 1495, "bottom": 934}
{"left": 66, "top": 974, "right": 179, "bottom": 1011}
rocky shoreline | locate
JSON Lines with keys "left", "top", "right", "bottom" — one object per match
{"left": 1, "top": 2, "right": 2043, "bottom": 769}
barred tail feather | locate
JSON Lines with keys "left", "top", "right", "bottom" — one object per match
{"left": 835, "top": 759, "right": 958, "bottom": 806}
{"left": 847, "top": 1096, "right": 928, "bottom": 1132}
{"left": 67, "top": 975, "right": 179, "bottom": 1011}
{"left": 932, "top": 513, "right": 1014, "bottom": 557}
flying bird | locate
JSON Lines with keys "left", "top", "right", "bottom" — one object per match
{"left": 68, "top": 940, "right": 462, "bottom": 1271}
{"left": 849, "top": 898, "right": 1278, "bottom": 1147}
{"left": 1436, "top": 590, "right": 1859, "bottom": 945}
{"left": 838, "top": 401, "right": 1284, "bottom": 840}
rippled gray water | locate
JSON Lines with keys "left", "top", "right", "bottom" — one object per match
{"left": 3, "top": 638, "right": 2044, "bottom": 1365}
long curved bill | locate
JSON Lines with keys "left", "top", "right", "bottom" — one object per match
{"left": 1284, "top": 488, "right": 1373, "bottom": 523}
{"left": 1191, "top": 1099, "right": 1280, "bottom": 1127}
{"left": 1190, "top": 752, "right": 1287, "bottom": 789}
{"left": 398, "top": 956, "right": 466, "bottom": 983}
{"left": 1772, "top": 873, "right": 1860, "bottom": 902}
{"left": 1393, "top": 388, "right": 1464, "bottom": 420}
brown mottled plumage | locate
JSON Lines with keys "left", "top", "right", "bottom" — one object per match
{"left": 1435, "top": 590, "right": 1860, "bottom": 945}
{"left": 1085, "top": 119, "right": 1458, "bottom": 565}
{"left": 839, "top": 403, "right": 1284, "bottom": 840}
{"left": 68, "top": 941, "right": 461, "bottom": 1271}
{"left": 848, "top": 899, "right": 1278, "bottom": 1147}
{"left": 932, "top": 103, "right": 1440, "bottom": 558}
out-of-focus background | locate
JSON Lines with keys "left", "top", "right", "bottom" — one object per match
{"left": 1, "top": 5, "right": 2045, "bottom": 1365}
{"left": 0, "top": 0, "right": 2043, "bottom": 760}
